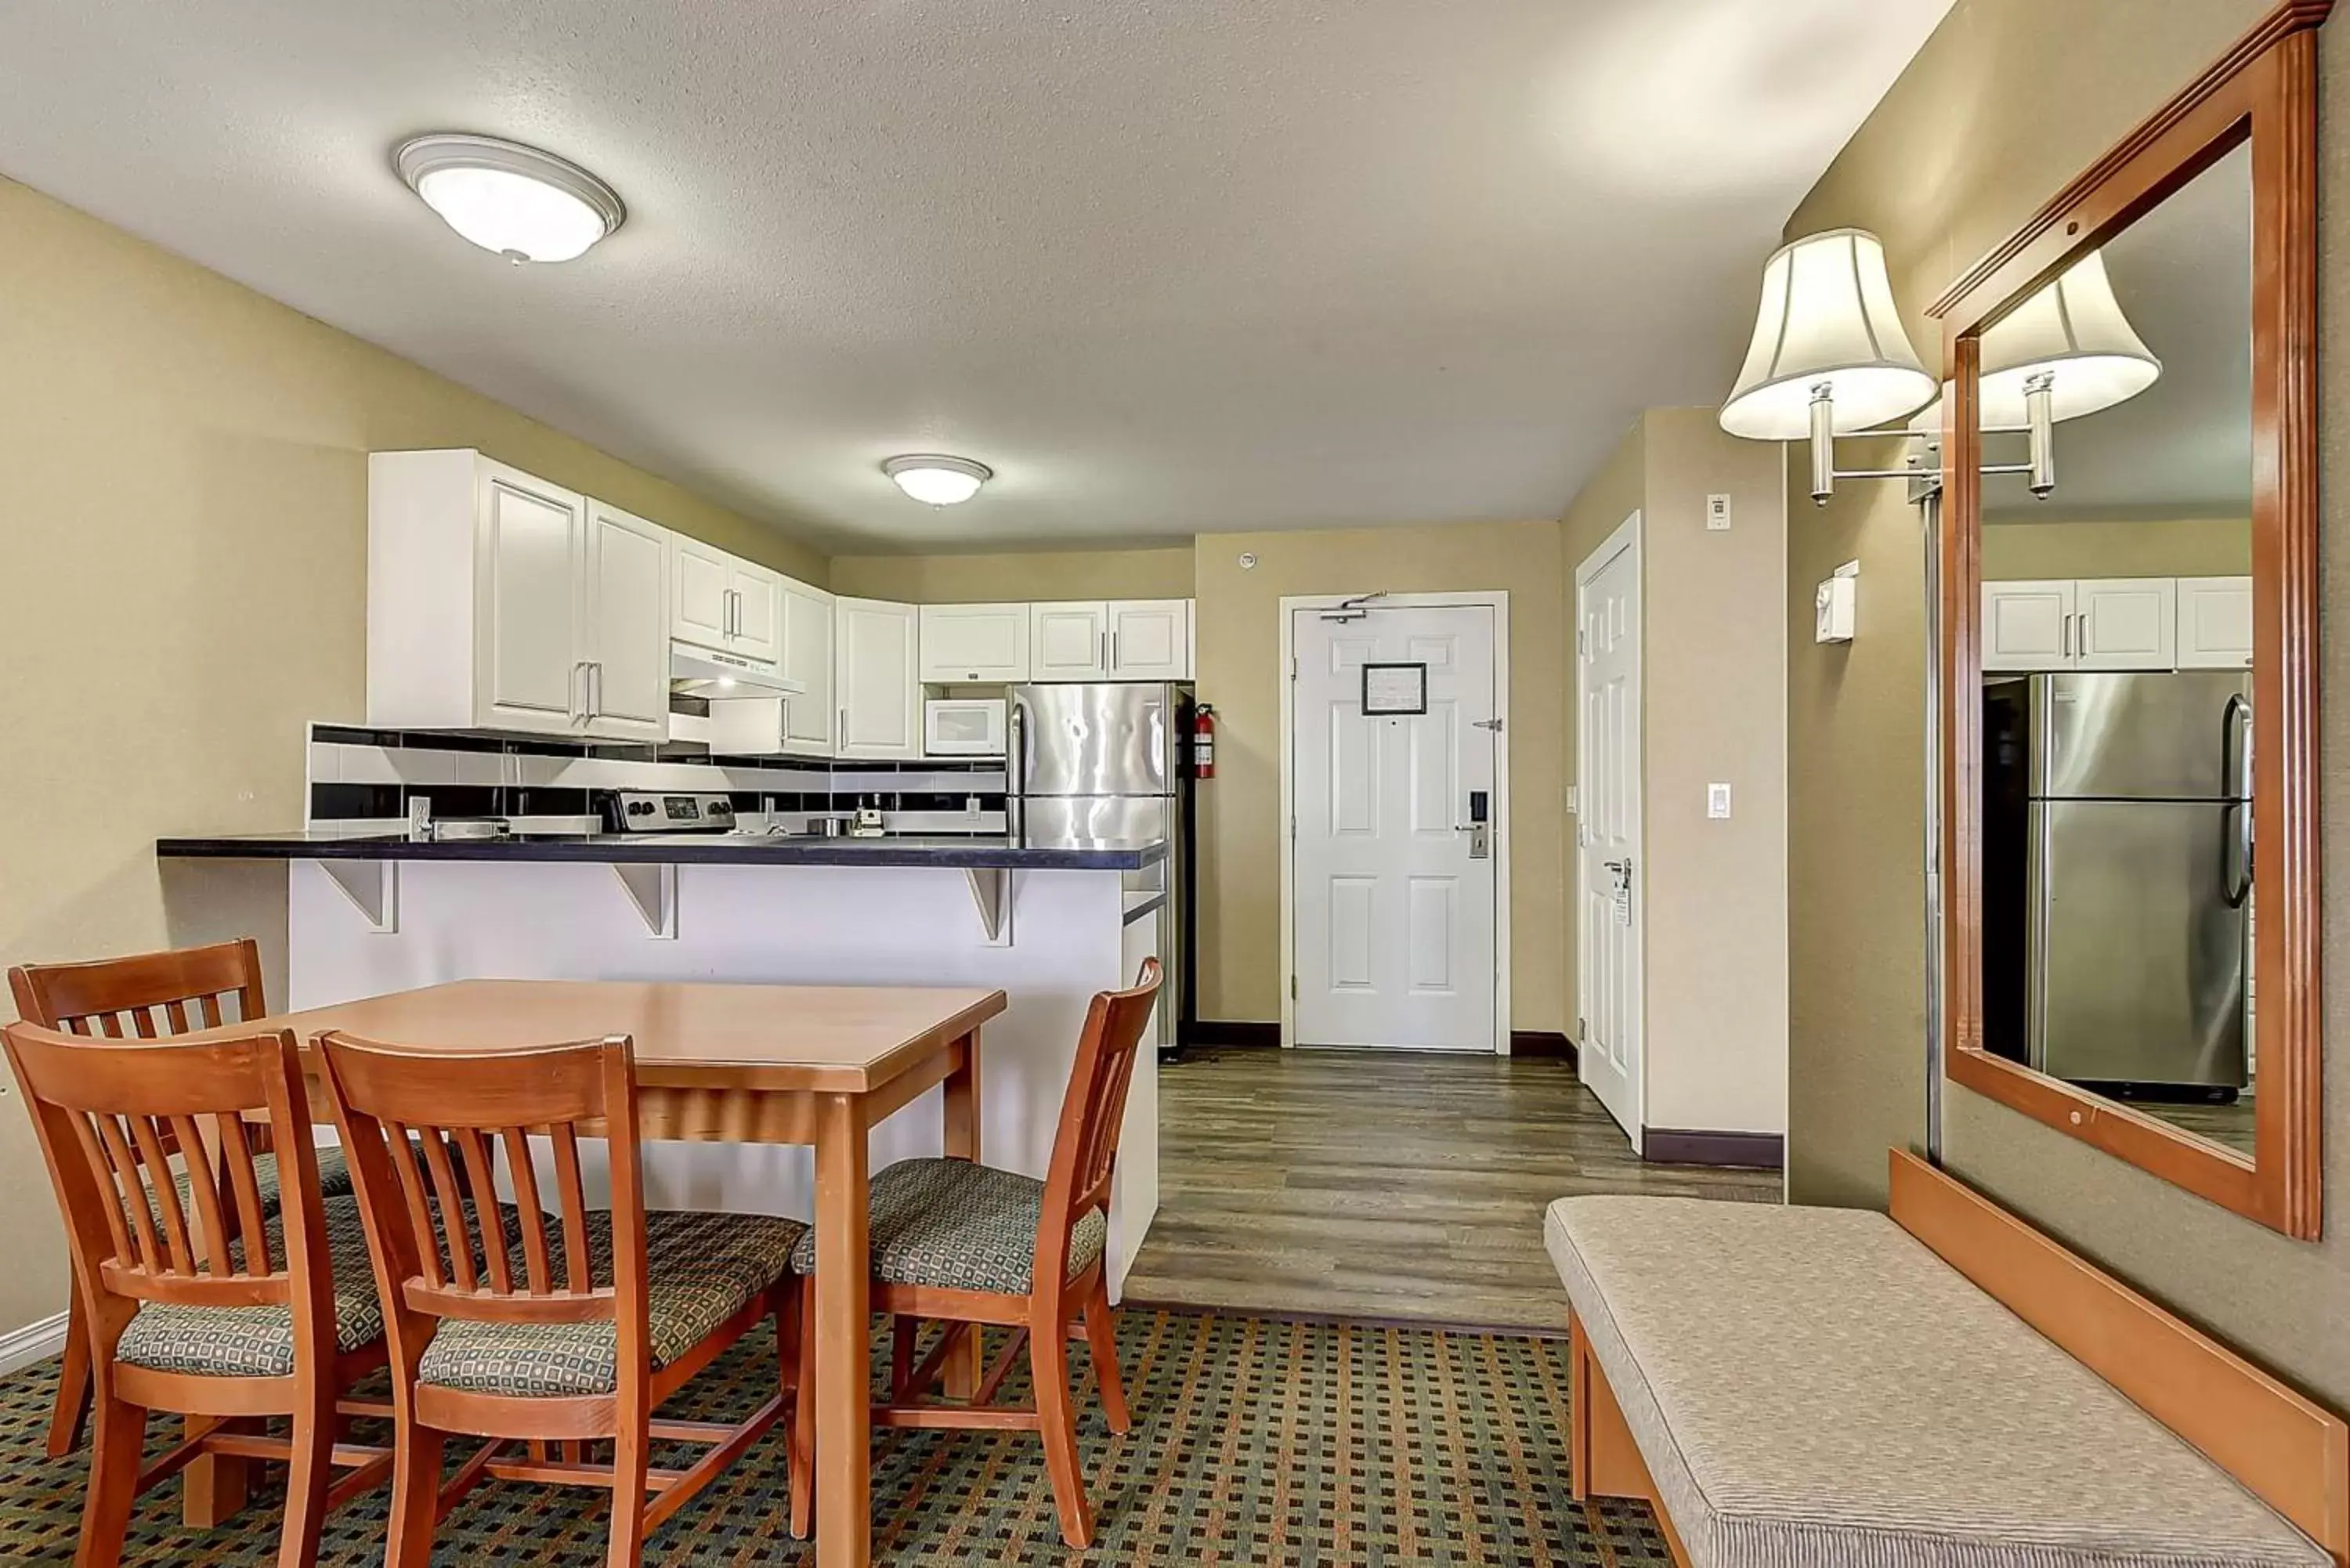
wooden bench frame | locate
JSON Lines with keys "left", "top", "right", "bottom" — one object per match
{"left": 1567, "top": 1151, "right": 2350, "bottom": 1568}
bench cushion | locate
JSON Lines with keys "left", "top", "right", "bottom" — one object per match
{"left": 1546, "top": 1196, "right": 2327, "bottom": 1568}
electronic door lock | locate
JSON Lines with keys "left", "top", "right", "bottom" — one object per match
{"left": 1457, "top": 822, "right": 1491, "bottom": 859}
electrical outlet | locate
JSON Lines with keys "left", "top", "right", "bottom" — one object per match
{"left": 1707, "top": 782, "right": 1733, "bottom": 819}
{"left": 1705, "top": 493, "right": 1733, "bottom": 531}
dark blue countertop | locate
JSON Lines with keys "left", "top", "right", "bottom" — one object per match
{"left": 156, "top": 831, "right": 1169, "bottom": 873}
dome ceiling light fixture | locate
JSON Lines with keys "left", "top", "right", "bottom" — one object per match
{"left": 393, "top": 132, "right": 625, "bottom": 264}
{"left": 882, "top": 454, "right": 992, "bottom": 506}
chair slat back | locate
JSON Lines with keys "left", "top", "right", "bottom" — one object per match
{"left": 9, "top": 937, "right": 268, "bottom": 1040}
{"left": 1036, "top": 959, "right": 1162, "bottom": 1289}
{"left": 317, "top": 1034, "right": 642, "bottom": 1335}
{"left": 7, "top": 940, "right": 273, "bottom": 1167}
{"left": 0, "top": 1024, "right": 331, "bottom": 1323}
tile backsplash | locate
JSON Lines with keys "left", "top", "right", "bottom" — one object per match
{"left": 308, "top": 725, "right": 1007, "bottom": 835}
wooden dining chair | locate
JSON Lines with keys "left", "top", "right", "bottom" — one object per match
{"left": 8, "top": 938, "right": 356, "bottom": 1459}
{"left": 789, "top": 957, "right": 1162, "bottom": 1548}
{"left": 316, "top": 1030, "right": 810, "bottom": 1568}
{"left": 0, "top": 1019, "right": 396, "bottom": 1568}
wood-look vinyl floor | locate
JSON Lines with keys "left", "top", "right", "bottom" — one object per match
{"left": 1124, "top": 1044, "right": 1781, "bottom": 1331}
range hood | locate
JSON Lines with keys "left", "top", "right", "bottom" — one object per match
{"left": 670, "top": 641, "right": 804, "bottom": 699}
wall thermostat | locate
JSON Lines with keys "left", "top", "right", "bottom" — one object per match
{"left": 1815, "top": 562, "right": 1859, "bottom": 644}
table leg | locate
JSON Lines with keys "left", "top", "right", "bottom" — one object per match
{"left": 814, "top": 1093, "right": 872, "bottom": 1568}
{"left": 941, "top": 1030, "right": 984, "bottom": 1400}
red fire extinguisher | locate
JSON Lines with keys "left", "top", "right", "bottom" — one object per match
{"left": 1192, "top": 704, "right": 1217, "bottom": 780}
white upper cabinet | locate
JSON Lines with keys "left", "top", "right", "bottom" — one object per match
{"left": 2074, "top": 578, "right": 2176, "bottom": 670}
{"left": 1981, "top": 580, "right": 2074, "bottom": 671}
{"left": 1983, "top": 576, "right": 2178, "bottom": 673}
{"left": 1029, "top": 602, "right": 1113, "bottom": 681}
{"left": 367, "top": 450, "right": 668, "bottom": 741}
{"left": 730, "top": 558, "right": 784, "bottom": 668}
{"left": 920, "top": 603, "right": 1032, "bottom": 683}
{"left": 1108, "top": 599, "right": 1193, "bottom": 680}
{"left": 779, "top": 578, "right": 837, "bottom": 754}
{"left": 581, "top": 500, "right": 672, "bottom": 741}
{"left": 834, "top": 597, "right": 922, "bottom": 758}
{"left": 669, "top": 534, "right": 783, "bottom": 668}
{"left": 2175, "top": 576, "right": 2254, "bottom": 669}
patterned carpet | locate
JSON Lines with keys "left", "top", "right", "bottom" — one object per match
{"left": 0, "top": 1308, "right": 1673, "bottom": 1565}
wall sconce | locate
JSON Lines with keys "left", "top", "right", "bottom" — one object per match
{"left": 1719, "top": 233, "right": 2160, "bottom": 503}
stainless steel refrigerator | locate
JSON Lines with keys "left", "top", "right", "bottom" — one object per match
{"left": 1982, "top": 671, "right": 2251, "bottom": 1089}
{"left": 1010, "top": 682, "right": 1195, "bottom": 1056}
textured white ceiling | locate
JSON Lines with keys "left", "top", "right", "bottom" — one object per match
{"left": 0, "top": 0, "right": 1953, "bottom": 554}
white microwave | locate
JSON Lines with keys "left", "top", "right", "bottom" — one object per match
{"left": 924, "top": 697, "right": 1007, "bottom": 757}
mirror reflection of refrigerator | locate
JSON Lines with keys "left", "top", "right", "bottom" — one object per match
{"left": 1982, "top": 672, "right": 2251, "bottom": 1090}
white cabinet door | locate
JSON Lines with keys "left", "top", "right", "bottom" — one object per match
{"left": 1108, "top": 599, "right": 1192, "bottom": 680}
{"left": 835, "top": 598, "right": 921, "bottom": 758}
{"left": 581, "top": 501, "right": 670, "bottom": 741}
{"left": 478, "top": 464, "right": 586, "bottom": 734}
{"left": 730, "top": 559, "right": 784, "bottom": 668}
{"left": 670, "top": 535, "right": 734, "bottom": 653}
{"left": 779, "top": 578, "right": 836, "bottom": 754}
{"left": 1030, "top": 602, "right": 1111, "bottom": 681}
{"left": 920, "top": 603, "right": 1031, "bottom": 683}
{"left": 1981, "top": 580, "right": 2076, "bottom": 671}
{"left": 2077, "top": 577, "right": 2177, "bottom": 670}
{"left": 2176, "top": 576, "right": 2254, "bottom": 670}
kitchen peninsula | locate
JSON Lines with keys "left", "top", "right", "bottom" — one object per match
{"left": 154, "top": 825, "right": 1168, "bottom": 1293}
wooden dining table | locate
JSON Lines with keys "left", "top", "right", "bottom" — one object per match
{"left": 183, "top": 976, "right": 1007, "bottom": 1568}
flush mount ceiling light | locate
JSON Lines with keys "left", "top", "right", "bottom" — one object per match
{"left": 882, "top": 454, "right": 992, "bottom": 506}
{"left": 393, "top": 133, "right": 625, "bottom": 264}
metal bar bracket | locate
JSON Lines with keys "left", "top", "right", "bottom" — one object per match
{"left": 612, "top": 863, "right": 678, "bottom": 940}
{"left": 320, "top": 860, "right": 398, "bottom": 934}
{"left": 966, "top": 868, "right": 1012, "bottom": 947}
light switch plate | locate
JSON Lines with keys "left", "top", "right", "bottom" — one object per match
{"left": 1705, "top": 493, "right": 1733, "bottom": 531}
{"left": 1707, "top": 782, "right": 1733, "bottom": 819}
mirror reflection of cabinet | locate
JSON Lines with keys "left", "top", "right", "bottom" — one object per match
{"left": 1936, "top": 9, "right": 2320, "bottom": 1237}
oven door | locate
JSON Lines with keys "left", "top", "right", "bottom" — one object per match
{"left": 924, "top": 698, "right": 1007, "bottom": 757}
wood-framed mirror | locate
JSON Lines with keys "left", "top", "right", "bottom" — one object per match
{"left": 1931, "top": 1, "right": 2324, "bottom": 1237}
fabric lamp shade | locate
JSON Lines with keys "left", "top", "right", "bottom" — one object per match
{"left": 1976, "top": 249, "right": 2160, "bottom": 425}
{"left": 1719, "top": 229, "right": 1936, "bottom": 440}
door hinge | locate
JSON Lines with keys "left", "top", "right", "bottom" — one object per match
{"left": 1575, "top": 1016, "right": 1586, "bottom": 1041}
{"left": 1290, "top": 656, "right": 1299, "bottom": 681}
{"left": 1577, "top": 629, "right": 1588, "bottom": 656}
{"left": 1290, "top": 974, "right": 1299, "bottom": 1001}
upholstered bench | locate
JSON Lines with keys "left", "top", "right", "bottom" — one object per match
{"left": 1545, "top": 1152, "right": 2346, "bottom": 1568}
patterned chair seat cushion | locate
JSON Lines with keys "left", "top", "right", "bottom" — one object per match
{"left": 114, "top": 1195, "right": 384, "bottom": 1378}
{"left": 417, "top": 1209, "right": 805, "bottom": 1399}
{"left": 785, "top": 1157, "right": 1105, "bottom": 1295}
{"left": 1544, "top": 1196, "right": 2330, "bottom": 1568}
{"left": 167, "top": 1141, "right": 353, "bottom": 1223}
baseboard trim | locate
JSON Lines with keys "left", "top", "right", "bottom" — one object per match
{"left": 1190, "top": 1020, "right": 1282, "bottom": 1048}
{"left": 1643, "top": 1128, "right": 1785, "bottom": 1170}
{"left": 0, "top": 1309, "right": 69, "bottom": 1378}
{"left": 1509, "top": 1030, "right": 1575, "bottom": 1062}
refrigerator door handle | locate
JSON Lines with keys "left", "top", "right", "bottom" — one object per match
{"left": 2222, "top": 693, "right": 2254, "bottom": 907}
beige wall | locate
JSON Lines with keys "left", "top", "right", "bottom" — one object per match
{"left": 1558, "top": 411, "right": 1788, "bottom": 1136}
{"left": 1191, "top": 522, "right": 1568, "bottom": 1032}
{"left": 0, "top": 176, "right": 822, "bottom": 1336}
{"left": 829, "top": 545, "right": 1195, "bottom": 604}
{"left": 1981, "top": 516, "right": 2251, "bottom": 580}
{"left": 1784, "top": 0, "right": 2350, "bottom": 1407}
{"left": 1639, "top": 410, "right": 1789, "bottom": 1135}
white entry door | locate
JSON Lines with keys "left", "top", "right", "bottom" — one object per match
{"left": 1575, "top": 516, "right": 1643, "bottom": 1147}
{"left": 1291, "top": 602, "right": 1500, "bottom": 1051}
